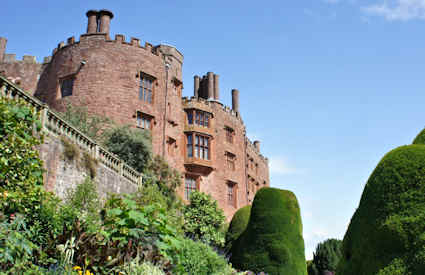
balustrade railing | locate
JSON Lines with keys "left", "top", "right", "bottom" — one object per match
{"left": 0, "top": 75, "right": 143, "bottom": 186}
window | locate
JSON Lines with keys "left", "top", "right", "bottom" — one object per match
{"left": 227, "top": 182, "right": 237, "bottom": 207}
{"left": 225, "top": 127, "right": 234, "bottom": 143}
{"left": 136, "top": 112, "right": 152, "bottom": 130}
{"left": 185, "top": 176, "right": 197, "bottom": 200}
{"left": 186, "top": 133, "right": 210, "bottom": 160}
{"left": 226, "top": 152, "right": 236, "bottom": 171}
{"left": 139, "top": 73, "right": 154, "bottom": 103}
{"left": 167, "top": 137, "right": 176, "bottom": 156}
{"left": 186, "top": 109, "right": 211, "bottom": 127}
{"left": 187, "top": 134, "right": 193, "bottom": 158}
{"left": 60, "top": 78, "right": 74, "bottom": 97}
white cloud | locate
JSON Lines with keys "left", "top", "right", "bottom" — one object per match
{"left": 269, "top": 156, "right": 297, "bottom": 175}
{"left": 363, "top": 0, "right": 425, "bottom": 21}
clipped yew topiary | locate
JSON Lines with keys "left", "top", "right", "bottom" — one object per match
{"left": 230, "top": 187, "right": 307, "bottom": 275}
{"left": 412, "top": 128, "right": 425, "bottom": 145}
{"left": 225, "top": 205, "right": 251, "bottom": 252}
{"left": 337, "top": 145, "right": 425, "bottom": 275}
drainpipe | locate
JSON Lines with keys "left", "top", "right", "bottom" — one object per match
{"left": 162, "top": 61, "right": 170, "bottom": 158}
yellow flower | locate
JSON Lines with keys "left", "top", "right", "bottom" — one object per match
{"left": 73, "top": 266, "right": 82, "bottom": 270}
{"left": 78, "top": 271, "right": 83, "bottom": 275}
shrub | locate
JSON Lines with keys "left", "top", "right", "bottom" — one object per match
{"left": 183, "top": 191, "right": 226, "bottom": 248}
{"left": 114, "top": 258, "right": 165, "bottom": 275}
{"left": 103, "top": 126, "right": 152, "bottom": 173}
{"left": 230, "top": 187, "right": 307, "bottom": 275}
{"left": 336, "top": 145, "right": 425, "bottom": 275}
{"left": 225, "top": 205, "right": 251, "bottom": 253}
{"left": 310, "top": 238, "right": 342, "bottom": 274}
{"left": 81, "top": 152, "right": 98, "bottom": 179}
{"left": 171, "top": 238, "right": 235, "bottom": 275}
{"left": 61, "top": 137, "right": 80, "bottom": 161}
{"left": 59, "top": 102, "right": 112, "bottom": 142}
{"left": 412, "top": 128, "right": 425, "bottom": 145}
{"left": 63, "top": 177, "right": 101, "bottom": 233}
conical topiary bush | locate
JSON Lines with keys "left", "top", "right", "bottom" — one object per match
{"left": 230, "top": 187, "right": 307, "bottom": 275}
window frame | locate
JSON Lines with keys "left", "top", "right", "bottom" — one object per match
{"left": 184, "top": 176, "right": 198, "bottom": 200}
{"left": 225, "top": 126, "right": 234, "bottom": 144}
{"left": 139, "top": 72, "right": 155, "bottom": 104}
{"left": 59, "top": 76, "right": 75, "bottom": 98}
{"left": 186, "top": 109, "right": 211, "bottom": 128}
{"left": 136, "top": 111, "right": 153, "bottom": 130}
{"left": 227, "top": 181, "right": 237, "bottom": 207}
{"left": 186, "top": 132, "right": 211, "bottom": 160}
{"left": 225, "top": 151, "right": 236, "bottom": 171}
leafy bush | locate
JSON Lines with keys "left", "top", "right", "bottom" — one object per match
{"left": 114, "top": 258, "right": 165, "bottom": 275}
{"left": 225, "top": 205, "right": 251, "bottom": 253}
{"left": 308, "top": 239, "right": 342, "bottom": 275}
{"left": 81, "top": 152, "right": 98, "bottom": 179}
{"left": 61, "top": 137, "right": 80, "bottom": 161}
{"left": 183, "top": 191, "right": 226, "bottom": 248}
{"left": 171, "top": 238, "right": 235, "bottom": 275}
{"left": 337, "top": 145, "right": 425, "bottom": 275}
{"left": 0, "top": 214, "right": 39, "bottom": 272}
{"left": 59, "top": 102, "right": 112, "bottom": 141}
{"left": 230, "top": 187, "right": 307, "bottom": 275}
{"left": 412, "top": 128, "right": 425, "bottom": 145}
{"left": 103, "top": 126, "right": 152, "bottom": 173}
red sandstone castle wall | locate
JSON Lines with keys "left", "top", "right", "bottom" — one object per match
{"left": 2, "top": 10, "right": 270, "bottom": 221}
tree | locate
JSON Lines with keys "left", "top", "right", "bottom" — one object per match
{"left": 103, "top": 126, "right": 152, "bottom": 173}
{"left": 225, "top": 205, "right": 251, "bottom": 253}
{"left": 183, "top": 191, "right": 226, "bottom": 248}
{"left": 309, "top": 239, "right": 342, "bottom": 275}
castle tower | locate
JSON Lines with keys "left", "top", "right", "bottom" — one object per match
{"left": 0, "top": 37, "right": 7, "bottom": 62}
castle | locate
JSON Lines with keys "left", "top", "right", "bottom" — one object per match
{"left": 0, "top": 10, "right": 270, "bottom": 219}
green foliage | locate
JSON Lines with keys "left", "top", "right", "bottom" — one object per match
{"left": 59, "top": 102, "right": 111, "bottom": 141}
{"left": 230, "top": 187, "right": 307, "bottom": 275}
{"left": 183, "top": 191, "right": 226, "bottom": 248}
{"left": 0, "top": 214, "right": 39, "bottom": 272}
{"left": 337, "top": 145, "right": 425, "bottom": 275}
{"left": 81, "top": 152, "right": 97, "bottom": 179}
{"left": 376, "top": 258, "right": 411, "bottom": 275}
{"left": 62, "top": 177, "right": 101, "bottom": 233}
{"left": 0, "top": 97, "right": 44, "bottom": 215}
{"left": 144, "top": 156, "right": 182, "bottom": 206}
{"left": 61, "top": 137, "right": 80, "bottom": 161}
{"left": 307, "top": 260, "right": 319, "bottom": 275}
{"left": 171, "top": 238, "right": 235, "bottom": 275}
{"left": 103, "top": 125, "right": 152, "bottom": 173}
{"left": 225, "top": 205, "right": 251, "bottom": 252}
{"left": 310, "top": 238, "right": 342, "bottom": 274}
{"left": 412, "top": 128, "right": 425, "bottom": 145}
{"left": 114, "top": 258, "right": 165, "bottom": 275}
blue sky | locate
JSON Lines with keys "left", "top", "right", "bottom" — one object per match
{"left": 2, "top": 0, "right": 425, "bottom": 259}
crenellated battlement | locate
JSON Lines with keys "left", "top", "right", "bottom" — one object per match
{"left": 1, "top": 53, "right": 51, "bottom": 65}
{"left": 51, "top": 33, "right": 167, "bottom": 60}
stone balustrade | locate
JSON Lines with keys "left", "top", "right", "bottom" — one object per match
{"left": 0, "top": 75, "right": 143, "bottom": 186}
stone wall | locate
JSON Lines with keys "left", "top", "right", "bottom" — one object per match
{"left": 39, "top": 134, "right": 138, "bottom": 200}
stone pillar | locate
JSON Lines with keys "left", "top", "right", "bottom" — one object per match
{"left": 254, "top": 140, "right": 260, "bottom": 152}
{"left": 232, "top": 89, "right": 240, "bottom": 113}
{"left": 86, "top": 10, "right": 98, "bottom": 34}
{"left": 0, "top": 37, "right": 7, "bottom": 62}
{"left": 214, "top": 74, "right": 219, "bottom": 100}
{"left": 201, "top": 75, "right": 208, "bottom": 99}
{"left": 194, "top": 75, "right": 200, "bottom": 98}
{"left": 207, "top": 72, "right": 214, "bottom": 99}
{"left": 98, "top": 9, "right": 114, "bottom": 36}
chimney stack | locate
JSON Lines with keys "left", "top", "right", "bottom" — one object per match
{"left": 207, "top": 72, "right": 214, "bottom": 99}
{"left": 232, "top": 89, "right": 240, "bottom": 113}
{"left": 194, "top": 75, "right": 200, "bottom": 98}
{"left": 98, "top": 9, "right": 114, "bottom": 37}
{"left": 86, "top": 10, "right": 98, "bottom": 34}
{"left": 213, "top": 74, "right": 219, "bottom": 100}
{"left": 254, "top": 140, "right": 260, "bottom": 152}
{"left": 0, "top": 37, "right": 7, "bottom": 62}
